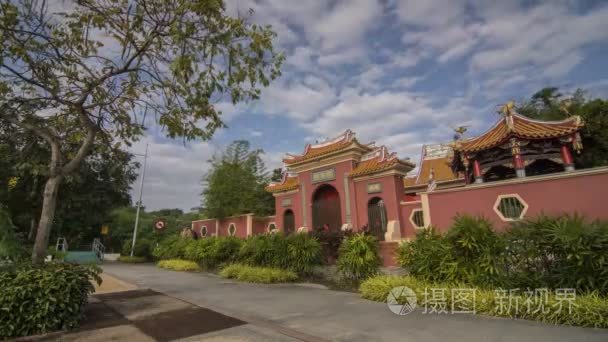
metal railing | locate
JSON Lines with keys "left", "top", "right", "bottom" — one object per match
{"left": 56, "top": 237, "right": 68, "bottom": 252}
{"left": 92, "top": 238, "right": 105, "bottom": 261}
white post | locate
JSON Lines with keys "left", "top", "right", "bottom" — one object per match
{"left": 130, "top": 143, "right": 149, "bottom": 257}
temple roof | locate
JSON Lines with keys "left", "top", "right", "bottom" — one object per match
{"left": 452, "top": 112, "right": 584, "bottom": 153}
{"left": 404, "top": 144, "right": 463, "bottom": 188}
{"left": 283, "top": 130, "right": 373, "bottom": 165}
{"left": 350, "top": 146, "right": 415, "bottom": 177}
{"left": 265, "top": 174, "right": 299, "bottom": 193}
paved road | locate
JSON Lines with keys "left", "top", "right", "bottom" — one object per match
{"left": 102, "top": 264, "right": 608, "bottom": 342}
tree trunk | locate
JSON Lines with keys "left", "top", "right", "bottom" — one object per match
{"left": 28, "top": 215, "right": 37, "bottom": 241}
{"left": 31, "top": 175, "right": 63, "bottom": 263}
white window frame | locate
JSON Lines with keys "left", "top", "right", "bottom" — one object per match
{"left": 493, "top": 194, "right": 529, "bottom": 222}
{"left": 409, "top": 209, "right": 425, "bottom": 229}
{"left": 228, "top": 223, "right": 237, "bottom": 236}
{"left": 267, "top": 222, "right": 277, "bottom": 232}
{"left": 200, "top": 226, "right": 208, "bottom": 237}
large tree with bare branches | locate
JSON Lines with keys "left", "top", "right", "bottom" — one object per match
{"left": 0, "top": 0, "right": 283, "bottom": 263}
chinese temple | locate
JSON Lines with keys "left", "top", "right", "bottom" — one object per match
{"left": 192, "top": 106, "right": 608, "bottom": 266}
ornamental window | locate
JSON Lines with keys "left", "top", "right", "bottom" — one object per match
{"left": 494, "top": 194, "right": 528, "bottom": 221}
{"left": 200, "top": 226, "right": 208, "bottom": 237}
{"left": 410, "top": 209, "right": 425, "bottom": 229}
{"left": 228, "top": 223, "right": 236, "bottom": 236}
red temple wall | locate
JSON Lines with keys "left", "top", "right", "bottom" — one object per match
{"left": 399, "top": 201, "right": 423, "bottom": 239}
{"left": 274, "top": 191, "right": 301, "bottom": 232}
{"left": 426, "top": 168, "right": 608, "bottom": 232}
{"left": 192, "top": 219, "right": 216, "bottom": 237}
{"left": 252, "top": 217, "right": 274, "bottom": 235}
{"left": 351, "top": 175, "right": 404, "bottom": 230}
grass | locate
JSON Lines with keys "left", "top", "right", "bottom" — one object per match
{"left": 117, "top": 256, "right": 147, "bottom": 263}
{"left": 359, "top": 275, "right": 608, "bottom": 328}
{"left": 219, "top": 264, "right": 298, "bottom": 283}
{"left": 157, "top": 259, "right": 201, "bottom": 272}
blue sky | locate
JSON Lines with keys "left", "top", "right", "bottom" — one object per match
{"left": 133, "top": 0, "right": 608, "bottom": 211}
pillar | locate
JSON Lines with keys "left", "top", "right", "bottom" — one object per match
{"left": 472, "top": 159, "right": 483, "bottom": 183}
{"left": 510, "top": 138, "right": 526, "bottom": 178}
{"left": 513, "top": 153, "right": 526, "bottom": 178}
{"left": 561, "top": 145, "right": 575, "bottom": 172}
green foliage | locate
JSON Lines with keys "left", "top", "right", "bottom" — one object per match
{"left": 285, "top": 233, "right": 322, "bottom": 275}
{"left": 117, "top": 256, "right": 147, "bottom": 263}
{"left": 0, "top": 263, "right": 102, "bottom": 338}
{"left": 505, "top": 215, "right": 608, "bottom": 293}
{"left": 0, "top": 206, "right": 28, "bottom": 261}
{"left": 202, "top": 141, "right": 274, "bottom": 219}
{"left": 337, "top": 233, "right": 380, "bottom": 280}
{"left": 1, "top": 0, "right": 283, "bottom": 263}
{"left": 157, "top": 259, "right": 201, "bottom": 272}
{"left": 152, "top": 235, "right": 191, "bottom": 260}
{"left": 516, "top": 87, "right": 608, "bottom": 168}
{"left": 359, "top": 275, "right": 608, "bottom": 328}
{"left": 445, "top": 216, "right": 505, "bottom": 286}
{"left": 121, "top": 238, "right": 153, "bottom": 260}
{"left": 184, "top": 237, "right": 242, "bottom": 268}
{"left": 398, "top": 215, "right": 608, "bottom": 294}
{"left": 310, "top": 228, "right": 353, "bottom": 264}
{"left": 397, "top": 228, "right": 453, "bottom": 282}
{"left": 0, "top": 124, "right": 137, "bottom": 251}
{"left": 238, "top": 233, "right": 289, "bottom": 268}
{"left": 219, "top": 264, "right": 298, "bottom": 283}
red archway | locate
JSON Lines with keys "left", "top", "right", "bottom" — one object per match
{"left": 312, "top": 184, "right": 342, "bottom": 232}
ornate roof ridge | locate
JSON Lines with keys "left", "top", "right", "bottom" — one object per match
{"left": 452, "top": 111, "right": 584, "bottom": 153}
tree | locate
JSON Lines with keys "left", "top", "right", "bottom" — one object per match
{"left": 202, "top": 140, "right": 274, "bottom": 219}
{"left": 516, "top": 87, "right": 608, "bottom": 168}
{"left": 0, "top": 0, "right": 283, "bottom": 262}
{"left": 0, "top": 122, "right": 138, "bottom": 247}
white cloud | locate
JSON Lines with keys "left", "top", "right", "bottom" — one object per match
{"left": 129, "top": 138, "right": 217, "bottom": 211}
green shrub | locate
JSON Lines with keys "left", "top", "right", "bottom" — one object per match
{"left": 157, "top": 259, "right": 201, "bottom": 272}
{"left": 121, "top": 238, "right": 153, "bottom": 259}
{"left": 359, "top": 275, "right": 608, "bottom": 328}
{"left": 117, "top": 256, "right": 147, "bottom": 263}
{"left": 505, "top": 215, "right": 608, "bottom": 293}
{"left": 184, "top": 238, "right": 215, "bottom": 263}
{"left": 184, "top": 237, "right": 242, "bottom": 268}
{"left": 0, "top": 263, "right": 102, "bottom": 339}
{"left": 397, "top": 228, "right": 454, "bottom": 282}
{"left": 210, "top": 236, "right": 243, "bottom": 267}
{"left": 337, "top": 233, "right": 380, "bottom": 280}
{"left": 286, "top": 233, "right": 322, "bottom": 275}
{"left": 0, "top": 208, "right": 28, "bottom": 261}
{"left": 445, "top": 215, "right": 505, "bottom": 286}
{"left": 310, "top": 228, "right": 353, "bottom": 264}
{"left": 219, "top": 264, "right": 298, "bottom": 283}
{"left": 152, "top": 235, "right": 191, "bottom": 260}
{"left": 238, "top": 233, "right": 289, "bottom": 268}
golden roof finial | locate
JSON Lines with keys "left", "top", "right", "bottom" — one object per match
{"left": 500, "top": 101, "right": 515, "bottom": 117}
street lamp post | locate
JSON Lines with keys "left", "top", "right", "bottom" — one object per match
{"left": 130, "top": 142, "right": 149, "bottom": 257}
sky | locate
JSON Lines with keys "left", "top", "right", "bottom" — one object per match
{"left": 130, "top": 0, "right": 608, "bottom": 211}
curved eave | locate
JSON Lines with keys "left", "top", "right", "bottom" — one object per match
{"left": 349, "top": 159, "right": 415, "bottom": 178}
{"left": 453, "top": 114, "right": 584, "bottom": 153}
{"left": 283, "top": 140, "right": 373, "bottom": 166}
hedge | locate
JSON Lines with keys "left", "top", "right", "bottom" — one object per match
{"left": 397, "top": 215, "right": 608, "bottom": 294}
{"left": 0, "top": 263, "right": 101, "bottom": 339}
{"left": 359, "top": 275, "right": 608, "bottom": 328}
{"left": 157, "top": 259, "right": 201, "bottom": 272}
{"left": 219, "top": 264, "right": 298, "bottom": 283}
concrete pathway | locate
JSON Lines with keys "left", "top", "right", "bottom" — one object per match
{"left": 102, "top": 263, "right": 608, "bottom": 342}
